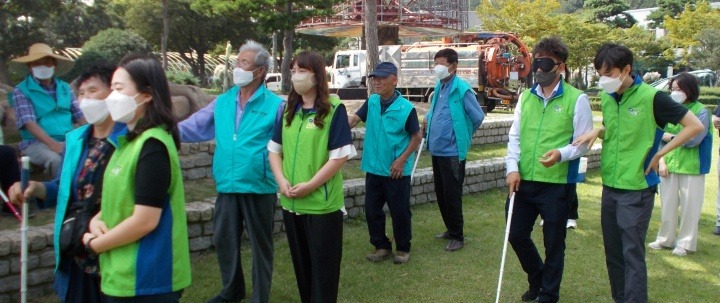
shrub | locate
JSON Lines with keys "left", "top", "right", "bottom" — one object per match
{"left": 83, "top": 29, "right": 152, "bottom": 64}
{"left": 166, "top": 71, "right": 200, "bottom": 85}
{"left": 60, "top": 50, "right": 111, "bottom": 83}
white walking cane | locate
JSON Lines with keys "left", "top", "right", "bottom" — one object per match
{"left": 410, "top": 138, "right": 425, "bottom": 184}
{"left": 495, "top": 192, "right": 516, "bottom": 303}
{"left": 20, "top": 156, "right": 30, "bottom": 303}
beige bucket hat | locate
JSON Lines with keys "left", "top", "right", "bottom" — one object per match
{"left": 9, "top": 43, "right": 75, "bottom": 76}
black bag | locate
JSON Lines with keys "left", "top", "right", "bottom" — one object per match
{"left": 59, "top": 209, "right": 91, "bottom": 257}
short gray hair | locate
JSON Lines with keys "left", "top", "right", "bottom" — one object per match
{"left": 238, "top": 40, "right": 271, "bottom": 76}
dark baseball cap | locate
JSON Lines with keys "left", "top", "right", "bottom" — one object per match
{"left": 368, "top": 62, "right": 397, "bottom": 78}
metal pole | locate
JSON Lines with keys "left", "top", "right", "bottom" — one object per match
{"left": 495, "top": 192, "right": 516, "bottom": 303}
{"left": 20, "top": 156, "right": 30, "bottom": 303}
{"left": 410, "top": 138, "right": 425, "bottom": 184}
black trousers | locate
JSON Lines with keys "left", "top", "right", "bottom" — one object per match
{"left": 365, "top": 173, "right": 412, "bottom": 252}
{"left": 0, "top": 145, "right": 19, "bottom": 214}
{"left": 507, "top": 180, "right": 573, "bottom": 303}
{"left": 283, "top": 210, "right": 343, "bottom": 303}
{"left": 431, "top": 155, "right": 465, "bottom": 241}
{"left": 569, "top": 183, "right": 579, "bottom": 220}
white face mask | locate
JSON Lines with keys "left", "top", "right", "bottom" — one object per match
{"left": 32, "top": 66, "right": 55, "bottom": 80}
{"left": 291, "top": 72, "right": 316, "bottom": 95}
{"left": 670, "top": 91, "right": 687, "bottom": 103}
{"left": 433, "top": 65, "right": 451, "bottom": 80}
{"left": 598, "top": 73, "right": 627, "bottom": 94}
{"left": 233, "top": 67, "right": 258, "bottom": 87}
{"left": 105, "top": 90, "right": 145, "bottom": 123}
{"left": 79, "top": 99, "right": 110, "bottom": 125}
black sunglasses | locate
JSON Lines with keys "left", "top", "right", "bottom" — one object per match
{"left": 532, "top": 58, "right": 561, "bottom": 73}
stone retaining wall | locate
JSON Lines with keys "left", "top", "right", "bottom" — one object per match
{"left": 178, "top": 119, "right": 513, "bottom": 180}
{"left": 0, "top": 147, "right": 600, "bottom": 302}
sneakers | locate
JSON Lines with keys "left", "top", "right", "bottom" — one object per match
{"left": 365, "top": 249, "right": 392, "bottom": 262}
{"left": 434, "top": 231, "right": 451, "bottom": 239}
{"left": 566, "top": 219, "right": 577, "bottom": 229}
{"left": 393, "top": 251, "right": 410, "bottom": 264}
{"left": 648, "top": 241, "right": 665, "bottom": 250}
{"left": 445, "top": 239, "right": 464, "bottom": 252}
{"left": 672, "top": 247, "right": 688, "bottom": 256}
{"left": 521, "top": 288, "right": 540, "bottom": 302}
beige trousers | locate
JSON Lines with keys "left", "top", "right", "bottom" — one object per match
{"left": 655, "top": 173, "right": 706, "bottom": 251}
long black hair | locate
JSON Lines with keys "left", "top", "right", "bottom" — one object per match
{"left": 118, "top": 54, "right": 180, "bottom": 149}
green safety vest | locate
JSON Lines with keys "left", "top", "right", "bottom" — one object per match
{"left": 100, "top": 127, "right": 191, "bottom": 296}
{"left": 519, "top": 81, "right": 582, "bottom": 184}
{"left": 601, "top": 82, "right": 661, "bottom": 190}
{"left": 663, "top": 101, "right": 713, "bottom": 175}
{"left": 361, "top": 92, "right": 415, "bottom": 176}
{"left": 280, "top": 96, "right": 345, "bottom": 214}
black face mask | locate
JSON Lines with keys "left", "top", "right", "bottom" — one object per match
{"left": 535, "top": 70, "right": 558, "bottom": 87}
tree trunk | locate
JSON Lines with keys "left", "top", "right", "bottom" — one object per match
{"left": 272, "top": 31, "right": 279, "bottom": 73}
{"left": 365, "top": 0, "right": 379, "bottom": 95}
{"left": 161, "top": 0, "right": 169, "bottom": 70}
{"left": 281, "top": 1, "right": 294, "bottom": 94}
{"left": 378, "top": 26, "right": 399, "bottom": 45}
{"left": 0, "top": 60, "right": 10, "bottom": 85}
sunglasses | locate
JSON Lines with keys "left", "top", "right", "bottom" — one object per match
{"left": 532, "top": 58, "right": 561, "bottom": 73}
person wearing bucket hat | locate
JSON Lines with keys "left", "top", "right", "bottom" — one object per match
{"left": 349, "top": 61, "right": 422, "bottom": 264}
{"left": 9, "top": 43, "right": 85, "bottom": 177}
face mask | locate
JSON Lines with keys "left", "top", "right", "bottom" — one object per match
{"left": 105, "top": 90, "right": 144, "bottom": 123}
{"left": 534, "top": 70, "right": 558, "bottom": 87}
{"left": 670, "top": 91, "right": 687, "bottom": 103}
{"left": 433, "top": 65, "right": 451, "bottom": 80}
{"left": 291, "top": 72, "right": 316, "bottom": 95}
{"left": 32, "top": 66, "right": 54, "bottom": 80}
{"left": 79, "top": 99, "right": 110, "bottom": 125}
{"left": 233, "top": 67, "right": 258, "bottom": 87}
{"left": 598, "top": 73, "right": 626, "bottom": 94}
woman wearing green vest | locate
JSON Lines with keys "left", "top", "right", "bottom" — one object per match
{"left": 81, "top": 55, "right": 191, "bottom": 303}
{"left": 649, "top": 73, "right": 712, "bottom": 256}
{"left": 268, "top": 51, "right": 355, "bottom": 303}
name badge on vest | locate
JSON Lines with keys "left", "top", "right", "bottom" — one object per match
{"left": 552, "top": 104, "right": 565, "bottom": 113}
{"left": 110, "top": 165, "right": 123, "bottom": 176}
{"left": 627, "top": 107, "right": 639, "bottom": 116}
{"left": 306, "top": 118, "right": 318, "bottom": 129}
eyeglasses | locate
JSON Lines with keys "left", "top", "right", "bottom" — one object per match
{"left": 532, "top": 58, "right": 561, "bottom": 73}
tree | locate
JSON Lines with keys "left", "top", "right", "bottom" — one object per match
{"left": 82, "top": 28, "right": 153, "bottom": 64}
{"left": 0, "top": 0, "right": 63, "bottom": 84}
{"left": 647, "top": 0, "right": 692, "bottom": 29}
{"left": 626, "top": 0, "right": 657, "bottom": 9}
{"left": 44, "top": 0, "right": 122, "bottom": 47}
{"left": 556, "top": 14, "right": 610, "bottom": 87}
{"left": 608, "top": 25, "right": 673, "bottom": 75}
{"left": 664, "top": 1, "right": 720, "bottom": 65}
{"left": 560, "top": 0, "right": 585, "bottom": 13}
{"left": 690, "top": 28, "right": 720, "bottom": 70}
{"left": 476, "top": 0, "right": 563, "bottom": 47}
{"left": 584, "top": 0, "right": 636, "bottom": 28}
{"left": 365, "top": 0, "right": 379, "bottom": 94}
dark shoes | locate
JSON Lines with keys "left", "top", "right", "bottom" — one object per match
{"left": 434, "top": 231, "right": 451, "bottom": 239}
{"left": 714, "top": 226, "right": 720, "bottom": 236}
{"left": 206, "top": 295, "right": 240, "bottom": 303}
{"left": 366, "top": 248, "right": 393, "bottom": 262}
{"left": 445, "top": 239, "right": 464, "bottom": 252}
{"left": 521, "top": 288, "right": 540, "bottom": 302}
{"left": 393, "top": 251, "right": 410, "bottom": 264}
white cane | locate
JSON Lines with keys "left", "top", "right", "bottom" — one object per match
{"left": 410, "top": 138, "right": 425, "bottom": 184}
{"left": 20, "top": 156, "right": 30, "bottom": 303}
{"left": 495, "top": 192, "right": 516, "bottom": 303}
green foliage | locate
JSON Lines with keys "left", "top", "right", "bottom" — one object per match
{"left": 691, "top": 28, "right": 720, "bottom": 70}
{"left": 647, "top": 0, "right": 693, "bottom": 28}
{"left": 476, "top": 0, "right": 563, "bottom": 47}
{"left": 60, "top": 50, "right": 112, "bottom": 83}
{"left": 627, "top": 0, "right": 658, "bottom": 9}
{"left": 607, "top": 25, "right": 673, "bottom": 74}
{"left": 560, "top": 0, "right": 585, "bottom": 13}
{"left": 665, "top": 2, "right": 720, "bottom": 66}
{"left": 166, "top": 70, "right": 200, "bottom": 85}
{"left": 583, "top": 0, "right": 636, "bottom": 28}
{"left": 83, "top": 28, "right": 152, "bottom": 64}
{"left": 44, "top": 0, "right": 123, "bottom": 48}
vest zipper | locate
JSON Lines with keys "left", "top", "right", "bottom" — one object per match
{"left": 614, "top": 102, "right": 621, "bottom": 187}
{"left": 290, "top": 112, "right": 306, "bottom": 212}
{"left": 530, "top": 102, "right": 548, "bottom": 180}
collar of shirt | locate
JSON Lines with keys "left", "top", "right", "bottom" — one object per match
{"left": 611, "top": 74, "right": 642, "bottom": 101}
{"left": 531, "top": 79, "right": 562, "bottom": 102}
{"left": 380, "top": 90, "right": 400, "bottom": 105}
{"left": 31, "top": 75, "right": 56, "bottom": 90}
{"left": 441, "top": 74, "right": 456, "bottom": 90}
{"left": 235, "top": 84, "right": 265, "bottom": 109}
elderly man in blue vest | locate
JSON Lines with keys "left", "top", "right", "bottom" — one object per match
{"left": 179, "top": 40, "right": 284, "bottom": 303}
{"left": 349, "top": 62, "right": 422, "bottom": 264}
{"left": 423, "top": 48, "right": 485, "bottom": 252}
{"left": 9, "top": 43, "right": 86, "bottom": 177}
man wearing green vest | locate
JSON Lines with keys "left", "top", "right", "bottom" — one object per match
{"left": 574, "top": 43, "right": 703, "bottom": 303}
{"left": 505, "top": 37, "right": 593, "bottom": 303}
{"left": 179, "top": 41, "right": 284, "bottom": 303}
{"left": 9, "top": 43, "right": 86, "bottom": 177}
{"left": 424, "top": 48, "right": 485, "bottom": 252}
{"left": 349, "top": 62, "right": 422, "bottom": 264}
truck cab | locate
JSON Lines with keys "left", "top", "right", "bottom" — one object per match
{"left": 331, "top": 50, "right": 367, "bottom": 88}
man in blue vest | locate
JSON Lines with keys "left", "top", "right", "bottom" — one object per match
{"left": 179, "top": 40, "right": 284, "bottom": 303}
{"left": 505, "top": 37, "right": 593, "bottom": 303}
{"left": 349, "top": 62, "right": 422, "bottom": 264}
{"left": 9, "top": 43, "right": 85, "bottom": 177}
{"left": 423, "top": 48, "right": 485, "bottom": 252}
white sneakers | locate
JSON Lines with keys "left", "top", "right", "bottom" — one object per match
{"left": 539, "top": 219, "right": 577, "bottom": 229}
{"left": 648, "top": 241, "right": 689, "bottom": 256}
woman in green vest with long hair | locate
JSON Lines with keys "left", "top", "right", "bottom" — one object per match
{"left": 268, "top": 51, "right": 356, "bottom": 303}
{"left": 81, "top": 54, "right": 191, "bottom": 303}
{"left": 649, "top": 72, "right": 712, "bottom": 256}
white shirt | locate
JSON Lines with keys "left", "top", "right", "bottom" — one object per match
{"left": 505, "top": 81, "right": 594, "bottom": 175}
